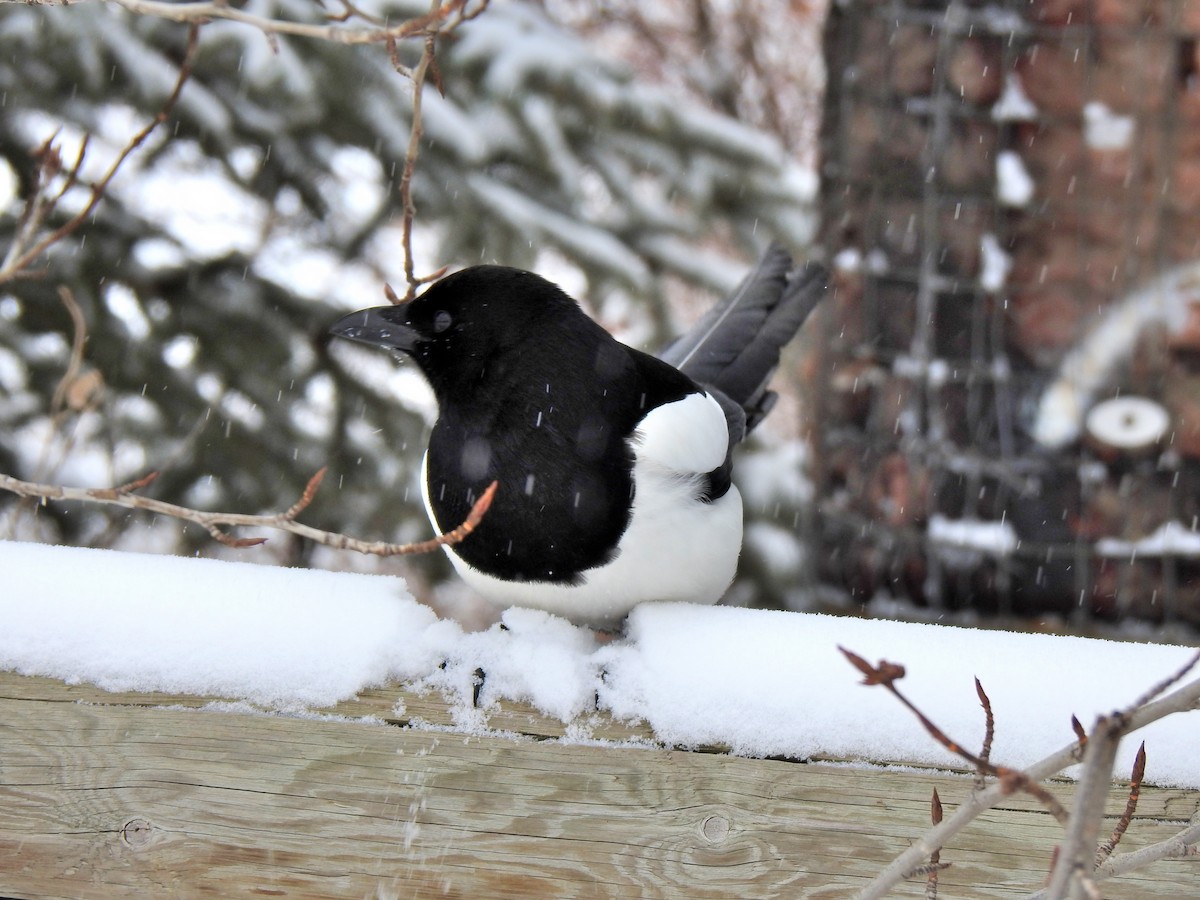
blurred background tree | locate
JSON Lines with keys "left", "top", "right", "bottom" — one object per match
{"left": 0, "top": 0, "right": 824, "bottom": 616}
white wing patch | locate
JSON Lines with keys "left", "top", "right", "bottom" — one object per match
{"left": 632, "top": 391, "right": 729, "bottom": 474}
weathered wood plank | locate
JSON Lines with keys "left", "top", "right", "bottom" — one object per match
{"left": 1, "top": 673, "right": 657, "bottom": 743}
{"left": 0, "top": 673, "right": 1195, "bottom": 898}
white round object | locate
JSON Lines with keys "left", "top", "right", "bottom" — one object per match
{"left": 1084, "top": 396, "right": 1170, "bottom": 453}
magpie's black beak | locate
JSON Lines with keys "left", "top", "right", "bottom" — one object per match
{"left": 328, "top": 307, "right": 423, "bottom": 354}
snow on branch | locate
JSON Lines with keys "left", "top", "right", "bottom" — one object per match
{"left": 0, "top": 468, "right": 497, "bottom": 557}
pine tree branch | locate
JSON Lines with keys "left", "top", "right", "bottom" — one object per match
{"left": 0, "top": 470, "right": 497, "bottom": 557}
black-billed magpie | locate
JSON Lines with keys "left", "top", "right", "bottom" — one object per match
{"left": 330, "top": 244, "right": 826, "bottom": 628}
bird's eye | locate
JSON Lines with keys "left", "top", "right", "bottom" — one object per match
{"left": 433, "top": 310, "right": 453, "bottom": 334}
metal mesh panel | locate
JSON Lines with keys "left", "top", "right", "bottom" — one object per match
{"left": 815, "top": 0, "right": 1200, "bottom": 630}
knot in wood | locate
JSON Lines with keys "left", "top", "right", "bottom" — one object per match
{"left": 121, "top": 818, "right": 155, "bottom": 849}
{"left": 701, "top": 814, "right": 730, "bottom": 843}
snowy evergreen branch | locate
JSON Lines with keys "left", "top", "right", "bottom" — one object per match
{"left": 0, "top": 23, "right": 197, "bottom": 284}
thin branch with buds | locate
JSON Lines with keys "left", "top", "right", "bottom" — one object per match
{"left": 924, "top": 788, "right": 944, "bottom": 899}
{"left": 26, "top": 286, "right": 107, "bottom": 489}
{"left": 1096, "top": 742, "right": 1145, "bottom": 864}
{"left": 1045, "top": 712, "right": 1123, "bottom": 898}
{"left": 973, "top": 676, "right": 994, "bottom": 791}
{"left": 6, "top": 0, "right": 487, "bottom": 296}
{"left": 1045, "top": 648, "right": 1200, "bottom": 897}
{"left": 0, "top": 469, "right": 497, "bottom": 557}
{"left": 386, "top": 0, "right": 488, "bottom": 299}
{"left": 96, "top": 0, "right": 477, "bottom": 45}
{"left": 1028, "top": 818, "right": 1200, "bottom": 900}
{"left": 839, "top": 647, "right": 1069, "bottom": 822}
{"left": 847, "top": 648, "right": 1200, "bottom": 900}
{"left": 394, "top": 30, "right": 445, "bottom": 301}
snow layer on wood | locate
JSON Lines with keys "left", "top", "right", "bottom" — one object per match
{"left": 600, "top": 604, "right": 1198, "bottom": 788}
{"left": 0, "top": 540, "right": 441, "bottom": 708}
{"left": 1, "top": 541, "right": 1196, "bottom": 787}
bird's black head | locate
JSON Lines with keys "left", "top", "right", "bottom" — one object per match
{"left": 329, "top": 265, "right": 593, "bottom": 403}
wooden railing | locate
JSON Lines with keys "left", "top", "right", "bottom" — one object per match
{"left": 1, "top": 672, "right": 1196, "bottom": 898}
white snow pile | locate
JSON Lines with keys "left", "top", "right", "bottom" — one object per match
{"left": 995, "top": 150, "right": 1035, "bottom": 208}
{"left": 2, "top": 540, "right": 1197, "bottom": 788}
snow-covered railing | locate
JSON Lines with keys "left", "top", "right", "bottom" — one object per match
{"left": 1, "top": 542, "right": 1198, "bottom": 896}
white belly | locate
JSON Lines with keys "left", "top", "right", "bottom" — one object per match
{"left": 423, "top": 457, "right": 743, "bottom": 629}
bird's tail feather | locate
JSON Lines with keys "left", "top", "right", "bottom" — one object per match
{"left": 659, "top": 243, "right": 828, "bottom": 434}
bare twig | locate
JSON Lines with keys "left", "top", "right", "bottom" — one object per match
{"left": 16, "top": 286, "right": 107, "bottom": 514}
{"left": 383, "top": 0, "right": 485, "bottom": 299}
{"left": 1094, "top": 818, "right": 1200, "bottom": 879}
{"left": 326, "top": 0, "right": 388, "bottom": 28}
{"left": 974, "top": 677, "right": 994, "bottom": 791}
{"left": 1045, "top": 714, "right": 1124, "bottom": 898}
{"left": 1096, "top": 742, "right": 1145, "bottom": 864}
{"left": 3, "top": 0, "right": 487, "bottom": 289}
{"left": 397, "top": 31, "right": 440, "bottom": 300}
{"left": 851, "top": 650, "right": 1200, "bottom": 900}
{"left": 389, "top": 0, "right": 488, "bottom": 299}
{"left": 1130, "top": 648, "right": 1200, "bottom": 708}
{"left": 1071, "top": 714, "right": 1088, "bottom": 754}
{"left": 80, "top": 0, "right": 472, "bottom": 46}
{"left": 903, "top": 862, "right": 951, "bottom": 879}
{"left": 926, "top": 788, "right": 943, "bottom": 899}
{"left": 0, "top": 25, "right": 200, "bottom": 285}
{"left": 1044, "top": 650, "right": 1199, "bottom": 898}
{"left": 48, "top": 286, "right": 92, "bottom": 416}
{"left": 840, "top": 647, "right": 1068, "bottom": 822}
{"left": 0, "top": 470, "right": 498, "bottom": 557}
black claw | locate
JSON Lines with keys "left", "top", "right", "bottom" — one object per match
{"left": 471, "top": 666, "right": 486, "bottom": 708}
